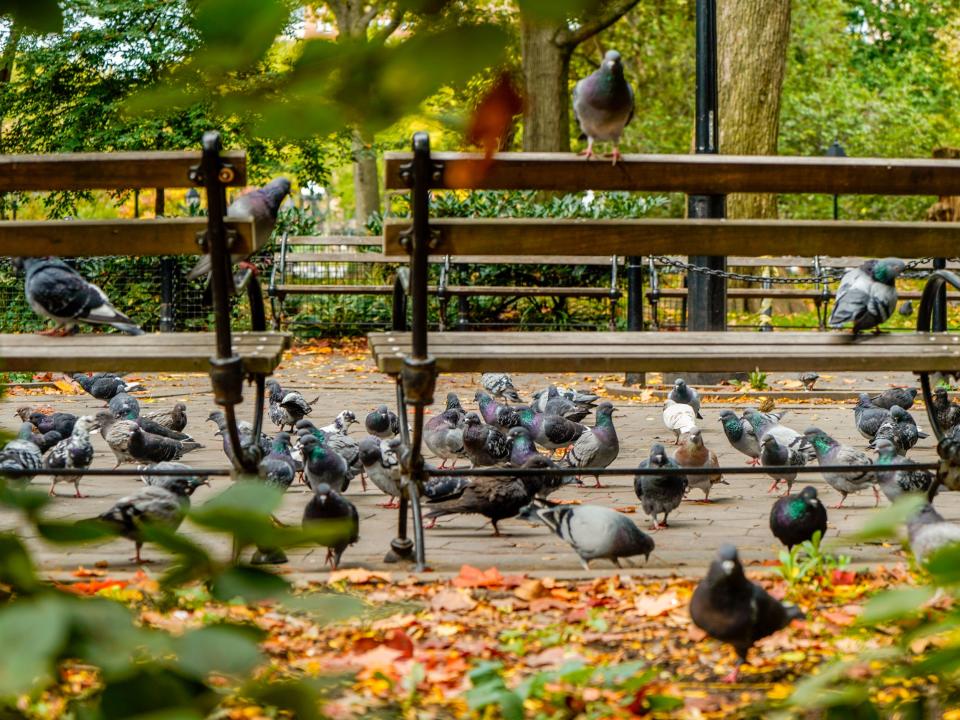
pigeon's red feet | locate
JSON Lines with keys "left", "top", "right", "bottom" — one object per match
{"left": 832, "top": 499, "right": 846, "bottom": 509}
{"left": 592, "top": 478, "right": 605, "bottom": 488}
{"left": 721, "top": 666, "right": 741, "bottom": 684}
{"left": 578, "top": 147, "right": 595, "bottom": 160}
{"left": 39, "top": 326, "right": 70, "bottom": 336}
{"left": 377, "top": 499, "right": 400, "bottom": 509}
{"left": 767, "top": 480, "right": 780, "bottom": 493}
{"left": 873, "top": 486, "right": 881, "bottom": 507}
{"left": 74, "top": 491, "right": 87, "bottom": 499}
{"left": 425, "top": 517, "right": 438, "bottom": 529}
{"left": 606, "top": 148, "right": 623, "bottom": 166}
{"left": 748, "top": 458, "right": 761, "bottom": 466}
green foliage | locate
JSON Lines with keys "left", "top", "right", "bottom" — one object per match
{"left": 773, "top": 531, "right": 851, "bottom": 591}
{"left": 748, "top": 367, "right": 769, "bottom": 391}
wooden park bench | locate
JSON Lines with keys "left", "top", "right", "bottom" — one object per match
{"left": 269, "top": 233, "right": 621, "bottom": 330}
{"left": 0, "top": 133, "right": 291, "bottom": 475}
{"left": 365, "top": 133, "right": 960, "bottom": 570}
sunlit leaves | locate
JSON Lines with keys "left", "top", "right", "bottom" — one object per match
{"left": 858, "top": 586, "right": 936, "bottom": 625}
{"left": 516, "top": 0, "right": 601, "bottom": 22}
{"left": 0, "top": 595, "right": 67, "bottom": 695}
{"left": 174, "top": 624, "right": 265, "bottom": 679}
{"left": 0, "top": 0, "right": 63, "bottom": 32}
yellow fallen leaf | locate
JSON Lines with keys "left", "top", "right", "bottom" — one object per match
{"left": 53, "top": 379, "right": 81, "bottom": 395}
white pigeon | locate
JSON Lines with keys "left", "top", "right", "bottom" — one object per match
{"left": 663, "top": 400, "right": 697, "bottom": 445}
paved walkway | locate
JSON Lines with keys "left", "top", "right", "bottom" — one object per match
{"left": 2, "top": 348, "right": 953, "bottom": 579}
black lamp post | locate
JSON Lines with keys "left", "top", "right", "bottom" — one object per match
{"left": 826, "top": 140, "right": 846, "bottom": 220}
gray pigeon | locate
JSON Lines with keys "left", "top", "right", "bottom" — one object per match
{"left": 302, "top": 482, "right": 359, "bottom": 569}
{"left": 481, "top": 373, "right": 521, "bottom": 403}
{"left": 635, "top": 443, "right": 686, "bottom": 529}
{"left": 295, "top": 419, "right": 363, "bottom": 490}
{"left": 0, "top": 423, "right": 43, "bottom": 483}
{"left": 718, "top": 409, "right": 760, "bottom": 465}
{"left": 142, "top": 402, "right": 188, "bottom": 433}
{"left": 257, "top": 432, "right": 297, "bottom": 492}
{"left": 759, "top": 434, "right": 806, "bottom": 495}
{"left": 572, "top": 49, "right": 634, "bottom": 165}
{"left": 72, "top": 372, "right": 144, "bottom": 401}
{"left": 300, "top": 433, "right": 350, "bottom": 494}
{"left": 517, "top": 407, "right": 586, "bottom": 451}
{"left": 853, "top": 393, "right": 890, "bottom": 440}
{"left": 109, "top": 392, "right": 141, "bottom": 420}
{"left": 425, "top": 408, "right": 467, "bottom": 469}
{"left": 899, "top": 300, "right": 914, "bottom": 316}
{"left": 907, "top": 503, "right": 960, "bottom": 565}
{"left": 475, "top": 390, "right": 522, "bottom": 430}
{"left": 187, "top": 178, "right": 292, "bottom": 281}
{"left": 804, "top": 427, "right": 877, "bottom": 508}
{"left": 358, "top": 436, "right": 402, "bottom": 507}
{"left": 265, "top": 379, "right": 318, "bottom": 431}
{"left": 873, "top": 438, "right": 935, "bottom": 502}
{"left": 96, "top": 477, "right": 205, "bottom": 563}
{"left": 365, "top": 404, "right": 400, "bottom": 439}
{"left": 208, "top": 410, "right": 271, "bottom": 466}
{"left": 127, "top": 426, "right": 202, "bottom": 464}
{"left": 43, "top": 415, "right": 96, "bottom": 498}
{"left": 669, "top": 378, "right": 702, "bottom": 419}
{"left": 869, "top": 387, "right": 918, "bottom": 411}
{"left": 445, "top": 392, "right": 466, "bottom": 423}
{"left": 564, "top": 401, "right": 619, "bottom": 487}
{"left": 95, "top": 411, "right": 141, "bottom": 466}
{"left": 462, "top": 412, "right": 510, "bottom": 467}
{"left": 690, "top": 544, "right": 805, "bottom": 682}
{"left": 531, "top": 385, "right": 591, "bottom": 422}
{"left": 138, "top": 462, "right": 208, "bottom": 491}
{"left": 742, "top": 409, "right": 815, "bottom": 462}
{"left": 16, "top": 257, "right": 143, "bottom": 335}
{"left": 933, "top": 388, "right": 960, "bottom": 433}
{"left": 869, "top": 408, "right": 920, "bottom": 456}
{"left": 519, "top": 503, "right": 654, "bottom": 570}
{"left": 29, "top": 429, "right": 63, "bottom": 454}
{"left": 828, "top": 257, "right": 906, "bottom": 333}
{"left": 799, "top": 372, "right": 819, "bottom": 391}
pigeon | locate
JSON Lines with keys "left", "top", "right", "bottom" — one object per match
{"left": 741, "top": 409, "right": 814, "bottom": 461}
{"left": 127, "top": 411, "right": 194, "bottom": 443}
{"left": 932, "top": 388, "right": 960, "bottom": 433}
{"left": 668, "top": 378, "right": 702, "bottom": 419}
{"left": 72, "top": 372, "right": 143, "bottom": 401}
{"left": 870, "top": 405, "right": 926, "bottom": 455}
{"left": 899, "top": 300, "right": 914, "bottom": 316}
{"left": 138, "top": 462, "right": 208, "bottom": 490}
{"left": 365, "top": 404, "right": 400, "bottom": 439}
{"left": 873, "top": 438, "right": 935, "bottom": 502}
{"left": 869, "top": 387, "right": 918, "bottom": 411}
{"left": 265, "top": 379, "right": 318, "bottom": 431}
{"left": 475, "top": 390, "right": 522, "bottom": 430}
{"left": 320, "top": 410, "right": 358, "bottom": 436}
{"left": 804, "top": 427, "right": 877, "bottom": 508}
{"left": 759, "top": 434, "right": 806, "bottom": 495}
{"left": 95, "top": 411, "right": 141, "bottom": 466}
{"left": 358, "top": 436, "right": 402, "bottom": 507}
{"left": 828, "top": 257, "right": 906, "bottom": 333}
{"left": 506, "top": 426, "right": 543, "bottom": 467}
{"left": 96, "top": 477, "right": 206, "bottom": 563}
{"left": 16, "top": 257, "right": 144, "bottom": 335}
{"left": 519, "top": 503, "right": 654, "bottom": 570}
{"left": 17, "top": 407, "right": 77, "bottom": 437}
{"left": 302, "top": 482, "right": 359, "bottom": 569}
{"left": 769, "top": 486, "right": 828, "bottom": 549}
{"left": 462, "top": 412, "right": 510, "bottom": 466}
{"left": 527, "top": 456, "right": 578, "bottom": 499}
{"left": 108, "top": 392, "right": 140, "bottom": 420}
{"left": 127, "top": 426, "right": 202, "bottom": 464}
{"left": 853, "top": 393, "right": 891, "bottom": 440}
{"left": 530, "top": 385, "right": 591, "bottom": 422}
{"left": 0, "top": 423, "right": 43, "bottom": 484}
{"left": 533, "top": 385, "right": 599, "bottom": 409}
{"left": 690, "top": 545, "right": 805, "bottom": 682}
{"left": 424, "top": 457, "right": 552, "bottom": 535}
{"left": 296, "top": 419, "right": 363, "bottom": 488}
{"left": 799, "top": 372, "right": 819, "bottom": 391}
{"left": 907, "top": 503, "right": 960, "bottom": 565}
{"left": 517, "top": 407, "right": 586, "bottom": 451}
{"left": 257, "top": 432, "right": 297, "bottom": 492}
{"left": 663, "top": 400, "right": 697, "bottom": 444}
{"left": 635, "top": 443, "right": 686, "bottom": 529}
{"left": 572, "top": 49, "right": 634, "bottom": 165}
{"left": 207, "top": 410, "right": 271, "bottom": 466}
{"left": 718, "top": 409, "right": 760, "bottom": 465}
{"left": 425, "top": 409, "right": 467, "bottom": 469}
{"left": 423, "top": 475, "right": 471, "bottom": 501}
{"left": 300, "top": 433, "right": 350, "bottom": 494}
{"left": 43, "top": 415, "right": 96, "bottom": 498}
{"left": 481, "top": 372, "right": 521, "bottom": 403}
{"left": 674, "top": 428, "right": 725, "bottom": 502}
{"left": 142, "top": 402, "right": 188, "bottom": 433}
{"left": 445, "top": 392, "right": 466, "bottom": 423}
{"left": 187, "top": 177, "right": 292, "bottom": 281}
{"left": 564, "top": 401, "right": 619, "bottom": 488}
{"left": 29, "top": 429, "right": 64, "bottom": 454}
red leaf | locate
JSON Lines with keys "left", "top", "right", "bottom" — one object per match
{"left": 832, "top": 570, "right": 857, "bottom": 586}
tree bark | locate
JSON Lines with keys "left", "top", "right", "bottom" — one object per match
{"left": 717, "top": 0, "right": 791, "bottom": 219}
{"left": 0, "top": 21, "right": 22, "bottom": 86}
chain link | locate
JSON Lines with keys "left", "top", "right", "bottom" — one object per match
{"left": 649, "top": 256, "right": 958, "bottom": 285}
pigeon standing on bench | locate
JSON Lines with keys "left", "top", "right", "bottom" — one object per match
{"left": 828, "top": 257, "right": 906, "bottom": 333}
{"left": 668, "top": 379, "right": 702, "bottom": 419}
{"left": 481, "top": 373, "right": 521, "bottom": 403}
{"left": 365, "top": 405, "right": 400, "bottom": 439}
{"left": 804, "top": 427, "right": 877, "bottom": 508}
{"left": 72, "top": 372, "right": 144, "bottom": 401}
{"left": 43, "top": 415, "right": 96, "bottom": 498}
{"left": 690, "top": 544, "right": 805, "bottom": 683}
{"left": 16, "top": 257, "right": 144, "bottom": 335}
{"left": 572, "top": 49, "right": 634, "bottom": 165}
{"left": 870, "top": 387, "right": 918, "bottom": 411}
{"left": 187, "top": 177, "right": 292, "bottom": 281}
{"left": 565, "top": 402, "right": 619, "bottom": 488}
{"left": 718, "top": 409, "right": 760, "bottom": 465}
{"left": 0, "top": 423, "right": 43, "bottom": 484}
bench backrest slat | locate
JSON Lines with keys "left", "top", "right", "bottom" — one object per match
{"left": 285, "top": 235, "right": 378, "bottom": 246}
{"left": 0, "top": 150, "right": 247, "bottom": 192}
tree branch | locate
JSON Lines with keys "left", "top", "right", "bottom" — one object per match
{"left": 561, "top": 0, "right": 641, "bottom": 47}
{"left": 371, "top": 5, "right": 405, "bottom": 46}
{"left": 359, "top": 3, "right": 380, "bottom": 30}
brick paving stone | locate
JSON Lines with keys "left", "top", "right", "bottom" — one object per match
{"left": 1, "top": 349, "right": 956, "bottom": 581}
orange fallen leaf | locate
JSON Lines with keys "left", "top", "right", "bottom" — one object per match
{"left": 431, "top": 588, "right": 477, "bottom": 612}
{"left": 452, "top": 565, "right": 503, "bottom": 589}
{"left": 634, "top": 590, "right": 682, "bottom": 617}
{"left": 328, "top": 568, "right": 392, "bottom": 584}
{"left": 514, "top": 579, "right": 545, "bottom": 602}
{"left": 61, "top": 579, "right": 128, "bottom": 596}
{"left": 615, "top": 506, "right": 636, "bottom": 514}
{"left": 53, "top": 378, "right": 81, "bottom": 395}
{"left": 72, "top": 566, "right": 106, "bottom": 578}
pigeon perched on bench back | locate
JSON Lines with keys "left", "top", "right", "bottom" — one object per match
{"left": 572, "top": 49, "right": 634, "bottom": 165}
{"left": 16, "top": 257, "right": 144, "bottom": 335}
{"left": 828, "top": 257, "right": 906, "bottom": 333}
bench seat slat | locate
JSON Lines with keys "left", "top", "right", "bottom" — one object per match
{"left": 0, "top": 332, "right": 290, "bottom": 374}
{"left": 368, "top": 331, "right": 960, "bottom": 374}
{"left": 281, "top": 251, "right": 621, "bottom": 266}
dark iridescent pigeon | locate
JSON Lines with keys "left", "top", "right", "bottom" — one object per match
{"left": 258, "top": 432, "right": 297, "bottom": 492}
{"left": 718, "top": 409, "right": 760, "bottom": 465}
{"left": 873, "top": 438, "right": 935, "bottom": 502}
{"left": 72, "top": 372, "right": 144, "bottom": 401}
{"left": 18, "top": 408, "right": 77, "bottom": 438}
{"left": 30, "top": 429, "right": 63, "bottom": 454}
{"left": 475, "top": 390, "right": 522, "bottom": 430}
{"left": 869, "top": 387, "right": 918, "bottom": 411}
{"left": 517, "top": 407, "right": 585, "bottom": 451}
{"left": 769, "top": 486, "right": 827, "bottom": 549}
{"left": 16, "top": 257, "right": 143, "bottom": 335}
{"left": 0, "top": 423, "right": 43, "bottom": 484}
{"left": 303, "top": 482, "right": 359, "bottom": 569}
{"left": 365, "top": 404, "right": 400, "bottom": 439}
{"left": 43, "top": 415, "right": 96, "bottom": 498}
{"left": 187, "top": 178, "right": 291, "bottom": 281}
{"left": 506, "top": 426, "right": 542, "bottom": 468}
{"left": 300, "top": 433, "right": 350, "bottom": 494}
{"left": 462, "top": 412, "right": 510, "bottom": 467}
{"left": 853, "top": 393, "right": 890, "bottom": 441}
{"left": 690, "top": 545, "right": 805, "bottom": 682}
{"left": 565, "top": 402, "right": 619, "bottom": 487}
{"left": 109, "top": 392, "right": 140, "bottom": 420}
{"left": 828, "top": 257, "right": 906, "bottom": 333}
{"left": 127, "top": 426, "right": 202, "bottom": 464}
{"left": 635, "top": 443, "right": 686, "bottom": 530}
{"left": 572, "top": 49, "right": 634, "bottom": 165}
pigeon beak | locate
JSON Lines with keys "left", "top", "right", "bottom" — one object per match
{"left": 721, "top": 560, "right": 735, "bottom": 575}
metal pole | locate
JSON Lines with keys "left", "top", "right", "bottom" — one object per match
{"left": 688, "top": 0, "right": 726, "bottom": 333}
{"left": 933, "top": 257, "right": 947, "bottom": 331}
{"left": 156, "top": 189, "right": 175, "bottom": 333}
{"left": 625, "top": 255, "right": 644, "bottom": 385}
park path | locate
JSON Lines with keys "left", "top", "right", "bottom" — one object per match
{"left": 1, "top": 342, "right": 952, "bottom": 580}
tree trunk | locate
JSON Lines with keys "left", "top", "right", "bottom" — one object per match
{"left": 352, "top": 130, "right": 381, "bottom": 227}
{"left": 717, "top": 0, "right": 791, "bottom": 220}
{"left": 520, "top": 20, "right": 572, "bottom": 152}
